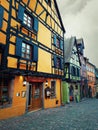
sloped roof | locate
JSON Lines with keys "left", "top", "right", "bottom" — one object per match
{"left": 64, "top": 37, "right": 76, "bottom": 63}
{"left": 54, "top": 0, "right": 65, "bottom": 33}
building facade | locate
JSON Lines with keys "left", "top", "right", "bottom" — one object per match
{"left": 62, "top": 37, "right": 81, "bottom": 104}
{"left": 77, "top": 39, "right": 88, "bottom": 98}
{"left": 86, "top": 61, "right": 96, "bottom": 97}
{"left": 95, "top": 67, "right": 98, "bottom": 98}
{"left": 0, "top": 0, "right": 65, "bottom": 119}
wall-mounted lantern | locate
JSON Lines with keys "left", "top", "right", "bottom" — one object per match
{"left": 45, "top": 80, "right": 48, "bottom": 86}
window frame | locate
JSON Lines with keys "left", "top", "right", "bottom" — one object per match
{"left": 56, "top": 37, "right": 60, "bottom": 48}
{"left": 56, "top": 57, "right": 61, "bottom": 69}
{"left": 51, "top": 80, "right": 56, "bottom": 98}
{"left": 23, "top": 12, "right": 34, "bottom": 29}
{"left": 0, "top": 78, "right": 14, "bottom": 108}
{"left": 21, "top": 42, "right": 32, "bottom": 60}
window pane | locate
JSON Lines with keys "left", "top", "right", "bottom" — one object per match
{"left": 24, "top": 17, "right": 27, "bottom": 21}
{"left": 27, "top": 49, "right": 30, "bottom": 53}
{"left": 28, "top": 24, "right": 30, "bottom": 27}
{"left": 22, "top": 43, "right": 26, "bottom": 47}
{"left": 22, "top": 42, "right": 31, "bottom": 59}
{"left": 22, "top": 48, "right": 25, "bottom": 53}
{"left": 27, "top": 45, "right": 30, "bottom": 49}
{"left": 51, "top": 81, "right": 56, "bottom": 98}
{"left": 26, "top": 54, "right": 30, "bottom": 59}
{"left": 24, "top": 13, "right": 27, "bottom": 17}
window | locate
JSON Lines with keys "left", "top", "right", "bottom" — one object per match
{"left": 56, "top": 38, "right": 60, "bottom": 48}
{"left": 71, "top": 66, "right": 76, "bottom": 76}
{"left": 51, "top": 81, "right": 56, "bottom": 98}
{"left": 54, "top": 55, "right": 63, "bottom": 69}
{"left": 18, "top": 5, "right": 39, "bottom": 32}
{"left": 77, "top": 68, "right": 80, "bottom": 77}
{"left": 45, "top": 0, "right": 51, "bottom": 7}
{"left": 23, "top": 13, "right": 33, "bottom": 28}
{"left": 34, "top": 87, "right": 40, "bottom": 99}
{"left": 56, "top": 57, "right": 60, "bottom": 68}
{"left": 22, "top": 42, "right": 32, "bottom": 59}
{"left": 0, "top": 78, "right": 14, "bottom": 108}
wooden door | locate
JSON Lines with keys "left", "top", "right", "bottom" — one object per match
{"left": 28, "top": 83, "right": 43, "bottom": 111}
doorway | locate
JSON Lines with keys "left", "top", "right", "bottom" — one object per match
{"left": 27, "top": 82, "right": 43, "bottom": 111}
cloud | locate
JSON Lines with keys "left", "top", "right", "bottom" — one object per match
{"left": 57, "top": 0, "right": 98, "bottom": 67}
{"left": 57, "top": 0, "right": 92, "bottom": 16}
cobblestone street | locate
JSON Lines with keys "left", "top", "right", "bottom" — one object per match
{"left": 0, "top": 98, "right": 98, "bottom": 130}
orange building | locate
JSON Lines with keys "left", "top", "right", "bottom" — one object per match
{"left": 0, "top": 0, "right": 65, "bottom": 119}
{"left": 86, "top": 60, "right": 96, "bottom": 97}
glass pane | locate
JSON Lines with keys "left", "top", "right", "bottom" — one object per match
{"left": 26, "top": 54, "right": 30, "bottom": 59}
{"left": 27, "top": 49, "right": 30, "bottom": 54}
{"left": 28, "top": 24, "right": 30, "bottom": 27}
{"left": 28, "top": 19, "right": 31, "bottom": 23}
{"left": 23, "top": 21, "right": 27, "bottom": 25}
{"left": 34, "top": 87, "right": 40, "bottom": 99}
{"left": 24, "top": 13, "right": 27, "bottom": 17}
{"left": 28, "top": 17, "right": 31, "bottom": 20}
{"left": 24, "top": 17, "right": 27, "bottom": 21}
{"left": 22, "top": 53, "right": 25, "bottom": 58}
{"left": 22, "top": 43, "right": 26, "bottom": 47}
{"left": 22, "top": 48, "right": 25, "bottom": 53}
{"left": 27, "top": 45, "right": 30, "bottom": 49}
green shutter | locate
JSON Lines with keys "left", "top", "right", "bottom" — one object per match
{"left": 34, "top": 17, "right": 39, "bottom": 32}
{"left": 16, "top": 37, "right": 22, "bottom": 57}
{"left": 32, "top": 44, "right": 38, "bottom": 62}
{"left": 0, "top": 6, "right": 4, "bottom": 28}
{"left": 18, "top": 5, "right": 25, "bottom": 22}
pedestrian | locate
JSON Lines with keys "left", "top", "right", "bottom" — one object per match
{"left": 74, "top": 85, "right": 78, "bottom": 103}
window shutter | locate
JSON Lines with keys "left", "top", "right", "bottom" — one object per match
{"left": 60, "top": 40, "right": 63, "bottom": 50}
{"left": 34, "top": 17, "right": 38, "bottom": 32}
{"left": 53, "top": 35, "right": 57, "bottom": 46}
{"left": 0, "top": 6, "right": 4, "bottom": 28}
{"left": 60, "top": 58, "right": 63, "bottom": 69}
{"left": 16, "top": 37, "right": 22, "bottom": 57}
{"left": 54, "top": 55, "right": 57, "bottom": 68}
{"left": 32, "top": 44, "right": 38, "bottom": 62}
{"left": 18, "top": 5, "right": 25, "bottom": 22}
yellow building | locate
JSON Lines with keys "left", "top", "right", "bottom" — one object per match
{"left": 0, "top": 0, "right": 65, "bottom": 119}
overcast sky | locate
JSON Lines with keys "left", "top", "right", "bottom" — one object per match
{"left": 57, "top": 0, "right": 98, "bottom": 67}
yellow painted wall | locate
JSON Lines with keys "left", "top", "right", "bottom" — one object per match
{"left": 38, "top": 48, "right": 51, "bottom": 73}
{"left": 0, "top": 76, "right": 27, "bottom": 120}
{"left": 44, "top": 78, "right": 61, "bottom": 108}
{"left": 38, "top": 22, "right": 51, "bottom": 48}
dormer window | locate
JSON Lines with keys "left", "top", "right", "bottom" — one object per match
{"left": 45, "top": 0, "right": 51, "bottom": 7}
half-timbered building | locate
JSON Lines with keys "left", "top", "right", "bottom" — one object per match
{"left": 0, "top": 0, "right": 65, "bottom": 119}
